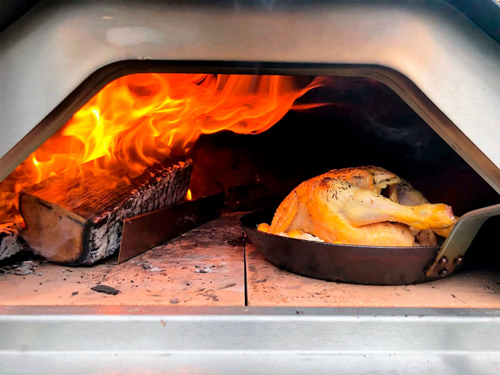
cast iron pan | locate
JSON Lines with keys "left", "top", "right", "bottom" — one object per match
{"left": 241, "top": 210, "right": 444, "bottom": 285}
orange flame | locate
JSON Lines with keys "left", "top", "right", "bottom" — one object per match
{"left": 186, "top": 189, "right": 192, "bottom": 201}
{"left": 0, "top": 73, "right": 326, "bottom": 224}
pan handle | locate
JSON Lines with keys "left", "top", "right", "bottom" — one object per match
{"left": 425, "top": 203, "right": 500, "bottom": 278}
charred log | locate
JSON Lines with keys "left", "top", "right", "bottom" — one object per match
{"left": 20, "top": 159, "right": 193, "bottom": 266}
{"left": 0, "top": 224, "right": 27, "bottom": 261}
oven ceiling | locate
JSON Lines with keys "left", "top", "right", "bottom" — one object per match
{"left": 1, "top": 0, "right": 500, "bottom": 190}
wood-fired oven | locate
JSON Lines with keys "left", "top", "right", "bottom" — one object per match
{"left": 1, "top": 1, "right": 500, "bottom": 373}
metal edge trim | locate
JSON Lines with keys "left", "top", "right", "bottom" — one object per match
{"left": 2, "top": 305, "right": 500, "bottom": 317}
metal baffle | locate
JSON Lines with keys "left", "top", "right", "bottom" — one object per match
{"left": 118, "top": 192, "right": 225, "bottom": 263}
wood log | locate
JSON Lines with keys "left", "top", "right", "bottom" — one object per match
{"left": 0, "top": 224, "right": 27, "bottom": 261}
{"left": 19, "top": 158, "right": 193, "bottom": 266}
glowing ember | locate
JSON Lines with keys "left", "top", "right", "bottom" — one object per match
{"left": 186, "top": 189, "right": 193, "bottom": 201}
{"left": 0, "top": 73, "right": 326, "bottom": 224}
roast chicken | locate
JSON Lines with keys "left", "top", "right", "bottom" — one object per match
{"left": 259, "top": 166, "right": 456, "bottom": 247}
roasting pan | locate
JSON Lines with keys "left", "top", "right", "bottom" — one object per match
{"left": 241, "top": 204, "right": 500, "bottom": 285}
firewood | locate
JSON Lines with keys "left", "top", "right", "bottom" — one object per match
{"left": 19, "top": 158, "right": 192, "bottom": 266}
{"left": 0, "top": 224, "right": 27, "bottom": 261}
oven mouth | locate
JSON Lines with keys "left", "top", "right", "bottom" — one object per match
{"left": 1, "top": 61, "right": 499, "bottom": 286}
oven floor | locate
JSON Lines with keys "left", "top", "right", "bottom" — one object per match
{"left": 1, "top": 213, "right": 499, "bottom": 308}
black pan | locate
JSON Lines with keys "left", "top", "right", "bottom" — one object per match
{"left": 242, "top": 210, "right": 445, "bottom": 285}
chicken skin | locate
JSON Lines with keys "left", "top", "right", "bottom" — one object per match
{"left": 319, "top": 165, "right": 402, "bottom": 194}
{"left": 268, "top": 171, "right": 455, "bottom": 247}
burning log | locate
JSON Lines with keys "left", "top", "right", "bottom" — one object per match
{"left": 19, "top": 159, "right": 193, "bottom": 266}
{"left": 0, "top": 224, "right": 27, "bottom": 261}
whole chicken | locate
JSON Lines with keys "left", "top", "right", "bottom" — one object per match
{"left": 265, "top": 167, "right": 456, "bottom": 247}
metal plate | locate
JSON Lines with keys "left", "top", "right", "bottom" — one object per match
{"left": 241, "top": 210, "right": 443, "bottom": 285}
{"left": 118, "top": 192, "right": 224, "bottom": 263}
{"left": 1, "top": 306, "right": 500, "bottom": 375}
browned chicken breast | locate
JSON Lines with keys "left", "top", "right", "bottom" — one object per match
{"left": 312, "top": 165, "right": 401, "bottom": 194}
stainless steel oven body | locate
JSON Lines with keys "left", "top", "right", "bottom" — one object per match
{"left": 1, "top": 1, "right": 500, "bottom": 373}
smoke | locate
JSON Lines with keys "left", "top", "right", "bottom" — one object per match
{"left": 364, "top": 115, "right": 448, "bottom": 163}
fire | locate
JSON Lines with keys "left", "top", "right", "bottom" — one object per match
{"left": 186, "top": 189, "right": 192, "bottom": 201}
{"left": 0, "top": 73, "right": 326, "bottom": 224}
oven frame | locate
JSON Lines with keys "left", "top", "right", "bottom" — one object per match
{"left": 1, "top": 306, "right": 500, "bottom": 373}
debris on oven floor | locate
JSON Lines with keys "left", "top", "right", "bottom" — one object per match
{"left": 0, "top": 214, "right": 244, "bottom": 306}
{"left": 0, "top": 212, "right": 500, "bottom": 308}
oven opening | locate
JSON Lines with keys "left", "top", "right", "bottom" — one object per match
{"left": 1, "top": 69, "right": 499, "bottom": 307}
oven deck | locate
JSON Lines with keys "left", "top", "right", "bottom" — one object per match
{"left": 1, "top": 213, "right": 499, "bottom": 309}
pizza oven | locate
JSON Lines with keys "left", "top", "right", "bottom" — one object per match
{"left": 1, "top": 1, "right": 500, "bottom": 373}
